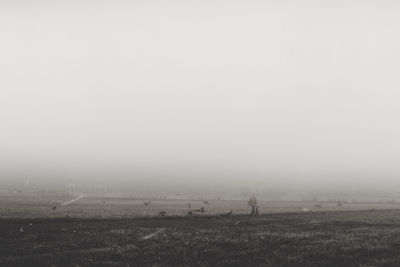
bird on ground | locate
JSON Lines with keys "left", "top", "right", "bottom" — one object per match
{"left": 221, "top": 210, "right": 233, "bottom": 217}
{"left": 193, "top": 207, "right": 205, "bottom": 213}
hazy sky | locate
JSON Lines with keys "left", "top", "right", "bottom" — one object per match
{"left": 1, "top": 0, "right": 400, "bottom": 189}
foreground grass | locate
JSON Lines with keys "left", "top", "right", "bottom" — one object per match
{"left": 2, "top": 209, "right": 400, "bottom": 266}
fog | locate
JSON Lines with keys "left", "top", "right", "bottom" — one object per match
{"left": 1, "top": 0, "right": 400, "bottom": 193}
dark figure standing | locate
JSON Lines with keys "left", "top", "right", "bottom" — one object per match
{"left": 248, "top": 196, "right": 259, "bottom": 217}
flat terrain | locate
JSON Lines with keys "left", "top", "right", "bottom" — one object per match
{"left": 1, "top": 194, "right": 399, "bottom": 218}
{"left": 2, "top": 209, "right": 400, "bottom": 266}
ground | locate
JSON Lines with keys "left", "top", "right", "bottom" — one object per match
{"left": 2, "top": 209, "right": 400, "bottom": 266}
{"left": 1, "top": 194, "right": 399, "bottom": 218}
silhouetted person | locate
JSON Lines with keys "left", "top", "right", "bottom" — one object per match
{"left": 248, "top": 196, "right": 259, "bottom": 217}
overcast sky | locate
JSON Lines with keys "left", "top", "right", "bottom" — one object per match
{"left": 1, "top": 0, "right": 400, "bottom": 190}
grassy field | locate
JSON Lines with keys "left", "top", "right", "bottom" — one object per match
{"left": 2, "top": 208, "right": 400, "bottom": 266}
{"left": 1, "top": 194, "right": 399, "bottom": 219}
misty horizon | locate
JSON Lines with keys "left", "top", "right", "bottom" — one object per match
{"left": 2, "top": 0, "right": 400, "bottom": 192}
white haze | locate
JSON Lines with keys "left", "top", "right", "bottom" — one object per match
{"left": 1, "top": 0, "right": 400, "bottom": 191}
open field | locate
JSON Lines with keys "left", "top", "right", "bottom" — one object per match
{"left": 2, "top": 209, "right": 400, "bottom": 266}
{"left": 1, "top": 194, "right": 400, "bottom": 219}
{"left": 2, "top": 195, "right": 400, "bottom": 266}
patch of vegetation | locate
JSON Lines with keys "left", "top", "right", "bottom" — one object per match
{"left": 2, "top": 209, "right": 400, "bottom": 266}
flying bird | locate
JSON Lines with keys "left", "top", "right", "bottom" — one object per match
{"left": 143, "top": 201, "right": 152, "bottom": 206}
